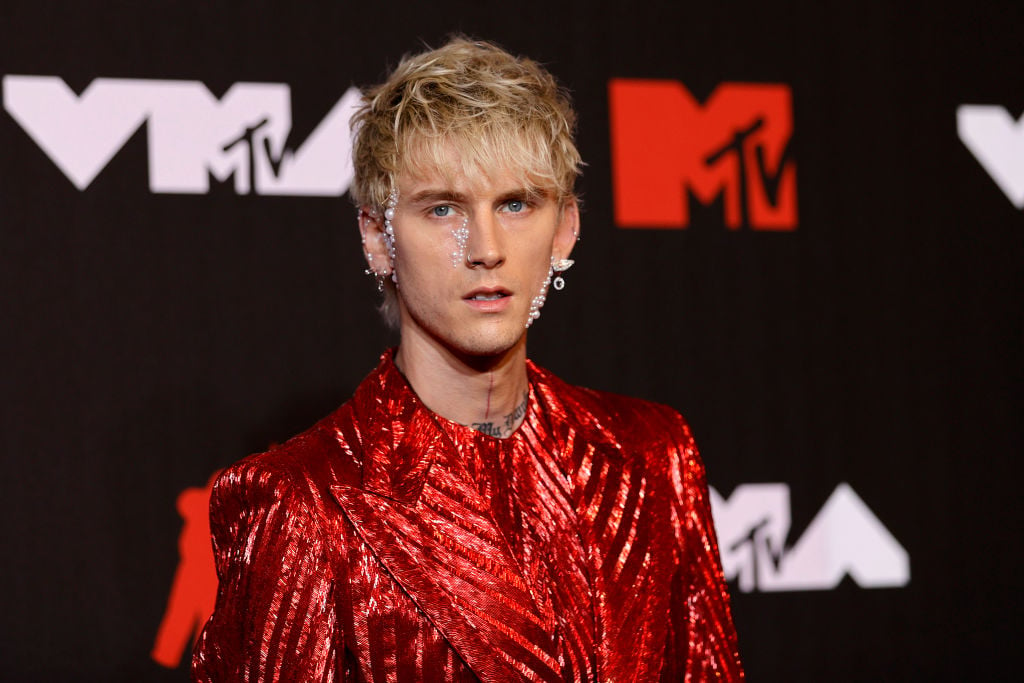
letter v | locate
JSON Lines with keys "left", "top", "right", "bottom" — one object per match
{"left": 957, "top": 105, "right": 1024, "bottom": 209}
{"left": 4, "top": 76, "right": 150, "bottom": 190}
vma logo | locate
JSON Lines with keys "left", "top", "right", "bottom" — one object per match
{"left": 710, "top": 483, "right": 910, "bottom": 592}
{"left": 609, "top": 78, "right": 797, "bottom": 230}
{"left": 957, "top": 105, "right": 1024, "bottom": 209}
{"left": 2, "top": 76, "right": 361, "bottom": 195}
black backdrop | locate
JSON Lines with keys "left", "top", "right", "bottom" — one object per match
{"left": 2, "top": 1, "right": 1021, "bottom": 680}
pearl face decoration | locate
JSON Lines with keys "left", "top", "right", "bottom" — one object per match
{"left": 526, "top": 259, "right": 555, "bottom": 328}
{"left": 451, "top": 216, "right": 469, "bottom": 267}
{"left": 383, "top": 189, "right": 399, "bottom": 284}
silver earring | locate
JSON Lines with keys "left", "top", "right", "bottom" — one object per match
{"left": 363, "top": 267, "right": 385, "bottom": 292}
{"left": 360, "top": 225, "right": 383, "bottom": 291}
{"left": 551, "top": 258, "right": 574, "bottom": 291}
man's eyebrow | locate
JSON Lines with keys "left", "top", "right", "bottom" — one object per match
{"left": 406, "top": 189, "right": 468, "bottom": 204}
{"left": 405, "top": 187, "right": 550, "bottom": 204}
{"left": 497, "top": 186, "right": 550, "bottom": 201}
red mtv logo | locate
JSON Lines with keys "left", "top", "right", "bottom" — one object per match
{"left": 609, "top": 79, "right": 797, "bottom": 230}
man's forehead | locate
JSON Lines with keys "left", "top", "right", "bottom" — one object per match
{"left": 394, "top": 136, "right": 557, "bottom": 200}
{"left": 397, "top": 163, "right": 552, "bottom": 199}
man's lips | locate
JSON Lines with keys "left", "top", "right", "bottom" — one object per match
{"left": 463, "top": 286, "right": 512, "bottom": 301}
{"left": 463, "top": 286, "right": 513, "bottom": 311}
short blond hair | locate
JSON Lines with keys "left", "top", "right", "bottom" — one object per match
{"left": 352, "top": 37, "right": 582, "bottom": 207}
{"left": 350, "top": 37, "right": 583, "bottom": 325}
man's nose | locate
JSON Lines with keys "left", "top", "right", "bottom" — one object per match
{"left": 465, "top": 210, "right": 505, "bottom": 268}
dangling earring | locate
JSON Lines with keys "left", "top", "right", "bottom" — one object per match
{"left": 551, "top": 258, "right": 575, "bottom": 291}
{"left": 364, "top": 267, "right": 386, "bottom": 292}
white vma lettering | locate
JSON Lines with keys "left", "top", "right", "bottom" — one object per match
{"left": 957, "top": 105, "right": 1024, "bottom": 209}
{"left": 2, "top": 75, "right": 361, "bottom": 195}
{"left": 710, "top": 483, "right": 910, "bottom": 592}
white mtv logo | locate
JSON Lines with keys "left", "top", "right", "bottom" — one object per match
{"left": 710, "top": 483, "right": 910, "bottom": 592}
{"left": 957, "top": 105, "right": 1024, "bottom": 209}
{"left": 2, "top": 75, "right": 361, "bottom": 195}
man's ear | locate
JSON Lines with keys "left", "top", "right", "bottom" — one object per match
{"left": 552, "top": 198, "right": 580, "bottom": 262}
{"left": 359, "top": 206, "right": 392, "bottom": 274}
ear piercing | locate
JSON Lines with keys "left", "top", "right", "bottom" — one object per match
{"left": 383, "top": 189, "right": 399, "bottom": 285}
{"left": 361, "top": 209, "right": 388, "bottom": 292}
{"left": 551, "top": 258, "right": 574, "bottom": 291}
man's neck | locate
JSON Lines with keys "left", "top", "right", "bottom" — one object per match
{"left": 394, "top": 337, "right": 530, "bottom": 439}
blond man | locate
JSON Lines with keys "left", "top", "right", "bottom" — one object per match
{"left": 193, "top": 38, "right": 743, "bottom": 682}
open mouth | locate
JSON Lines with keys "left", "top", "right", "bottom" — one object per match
{"left": 465, "top": 287, "right": 511, "bottom": 302}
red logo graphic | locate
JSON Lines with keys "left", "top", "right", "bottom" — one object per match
{"left": 151, "top": 472, "right": 220, "bottom": 669}
{"left": 609, "top": 79, "right": 797, "bottom": 230}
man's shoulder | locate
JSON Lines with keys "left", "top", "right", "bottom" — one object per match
{"left": 214, "top": 400, "right": 361, "bottom": 499}
{"left": 535, "top": 368, "right": 706, "bottom": 507}
{"left": 532, "top": 363, "right": 695, "bottom": 452}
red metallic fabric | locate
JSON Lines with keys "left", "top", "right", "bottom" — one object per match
{"left": 192, "top": 351, "right": 743, "bottom": 681}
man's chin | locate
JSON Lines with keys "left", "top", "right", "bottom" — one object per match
{"left": 399, "top": 307, "right": 530, "bottom": 362}
{"left": 446, "top": 323, "right": 528, "bottom": 361}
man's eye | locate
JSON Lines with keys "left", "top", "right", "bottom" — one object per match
{"left": 432, "top": 205, "right": 452, "bottom": 217}
{"left": 506, "top": 200, "right": 524, "bottom": 213}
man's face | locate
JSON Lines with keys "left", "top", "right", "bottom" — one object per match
{"left": 364, "top": 163, "right": 578, "bottom": 359}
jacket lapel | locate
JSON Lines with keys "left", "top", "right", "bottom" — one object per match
{"left": 532, "top": 365, "right": 679, "bottom": 682}
{"left": 330, "top": 353, "right": 563, "bottom": 683}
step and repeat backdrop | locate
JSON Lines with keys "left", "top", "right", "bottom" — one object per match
{"left": 1, "top": 1, "right": 1020, "bottom": 681}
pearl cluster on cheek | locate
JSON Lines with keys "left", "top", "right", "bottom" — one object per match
{"left": 383, "top": 189, "right": 399, "bottom": 285}
{"left": 451, "top": 216, "right": 470, "bottom": 268}
{"left": 526, "top": 259, "right": 555, "bottom": 328}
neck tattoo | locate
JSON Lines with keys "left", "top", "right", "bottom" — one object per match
{"left": 470, "top": 390, "right": 529, "bottom": 439}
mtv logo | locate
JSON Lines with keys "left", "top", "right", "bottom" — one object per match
{"left": 3, "top": 76, "right": 361, "bottom": 196}
{"left": 609, "top": 79, "right": 797, "bottom": 230}
{"left": 710, "top": 483, "right": 910, "bottom": 592}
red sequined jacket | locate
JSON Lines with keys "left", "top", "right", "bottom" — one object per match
{"left": 192, "top": 351, "right": 743, "bottom": 682}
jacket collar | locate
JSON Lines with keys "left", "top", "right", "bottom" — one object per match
{"left": 343, "top": 349, "right": 444, "bottom": 504}
{"left": 342, "top": 348, "right": 622, "bottom": 504}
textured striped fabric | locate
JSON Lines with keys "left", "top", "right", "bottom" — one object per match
{"left": 192, "top": 350, "right": 743, "bottom": 681}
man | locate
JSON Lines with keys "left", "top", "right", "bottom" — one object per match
{"left": 192, "top": 37, "right": 743, "bottom": 682}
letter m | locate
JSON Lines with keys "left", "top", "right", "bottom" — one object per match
{"left": 609, "top": 79, "right": 797, "bottom": 230}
